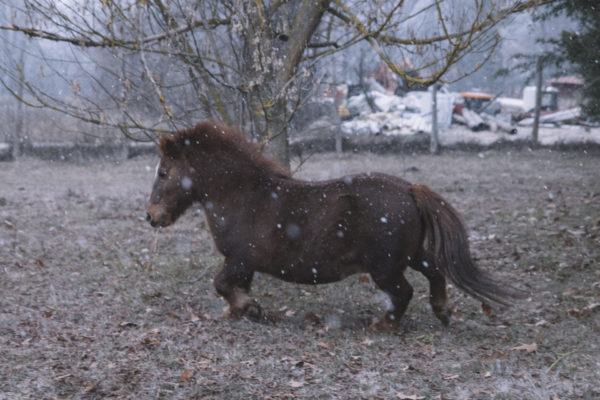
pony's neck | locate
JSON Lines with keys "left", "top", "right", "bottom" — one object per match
{"left": 189, "top": 150, "right": 284, "bottom": 208}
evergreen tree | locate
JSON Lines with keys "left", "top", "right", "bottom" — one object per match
{"left": 550, "top": 0, "right": 600, "bottom": 120}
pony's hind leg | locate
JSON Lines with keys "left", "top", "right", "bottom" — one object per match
{"left": 369, "top": 269, "right": 414, "bottom": 331}
{"left": 411, "top": 254, "right": 451, "bottom": 326}
{"left": 214, "top": 259, "right": 262, "bottom": 319}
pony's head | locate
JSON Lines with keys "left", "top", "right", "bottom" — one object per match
{"left": 146, "top": 120, "right": 291, "bottom": 228}
{"left": 146, "top": 134, "right": 196, "bottom": 228}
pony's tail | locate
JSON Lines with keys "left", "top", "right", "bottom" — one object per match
{"left": 410, "top": 184, "right": 526, "bottom": 306}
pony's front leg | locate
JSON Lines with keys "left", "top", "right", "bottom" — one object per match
{"left": 214, "top": 259, "right": 262, "bottom": 319}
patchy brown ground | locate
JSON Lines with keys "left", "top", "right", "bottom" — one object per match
{"left": 1, "top": 149, "right": 598, "bottom": 399}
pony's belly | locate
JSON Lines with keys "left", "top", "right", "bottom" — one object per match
{"left": 263, "top": 263, "right": 363, "bottom": 285}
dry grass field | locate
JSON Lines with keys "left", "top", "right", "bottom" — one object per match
{"left": 1, "top": 149, "right": 599, "bottom": 399}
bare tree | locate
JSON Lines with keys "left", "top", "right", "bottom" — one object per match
{"left": 0, "top": 0, "right": 551, "bottom": 164}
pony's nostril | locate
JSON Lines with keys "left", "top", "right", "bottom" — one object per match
{"left": 146, "top": 212, "right": 152, "bottom": 222}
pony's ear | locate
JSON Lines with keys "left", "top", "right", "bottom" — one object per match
{"left": 159, "top": 135, "right": 181, "bottom": 159}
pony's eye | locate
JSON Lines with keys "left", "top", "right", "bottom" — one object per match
{"left": 158, "top": 170, "right": 167, "bottom": 178}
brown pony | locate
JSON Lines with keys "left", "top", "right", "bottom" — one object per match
{"left": 146, "top": 121, "right": 523, "bottom": 330}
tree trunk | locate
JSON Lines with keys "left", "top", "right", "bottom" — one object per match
{"left": 532, "top": 57, "right": 543, "bottom": 145}
{"left": 430, "top": 83, "right": 440, "bottom": 154}
{"left": 244, "top": 0, "right": 329, "bottom": 167}
{"left": 14, "top": 77, "right": 24, "bottom": 158}
{"left": 264, "top": 103, "right": 291, "bottom": 166}
{"left": 10, "top": 32, "right": 25, "bottom": 158}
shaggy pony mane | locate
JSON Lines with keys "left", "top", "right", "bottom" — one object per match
{"left": 159, "top": 120, "right": 291, "bottom": 179}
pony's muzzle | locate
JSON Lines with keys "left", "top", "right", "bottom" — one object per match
{"left": 146, "top": 212, "right": 160, "bottom": 228}
{"left": 146, "top": 205, "right": 167, "bottom": 228}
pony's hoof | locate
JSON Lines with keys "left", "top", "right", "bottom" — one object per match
{"left": 436, "top": 310, "right": 452, "bottom": 326}
{"left": 438, "top": 314, "right": 450, "bottom": 327}
{"left": 369, "top": 317, "right": 399, "bottom": 332}
{"left": 224, "top": 307, "right": 243, "bottom": 319}
{"left": 432, "top": 306, "right": 452, "bottom": 326}
{"left": 244, "top": 303, "right": 263, "bottom": 321}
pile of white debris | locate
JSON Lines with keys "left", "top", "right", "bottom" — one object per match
{"left": 339, "top": 80, "right": 457, "bottom": 136}
{"left": 315, "top": 81, "right": 596, "bottom": 146}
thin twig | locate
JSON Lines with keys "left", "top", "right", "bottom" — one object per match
{"left": 546, "top": 349, "right": 578, "bottom": 373}
{"left": 291, "top": 150, "right": 316, "bottom": 176}
{"left": 54, "top": 373, "right": 72, "bottom": 381}
{"left": 144, "top": 230, "right": 160, "bottom": 271}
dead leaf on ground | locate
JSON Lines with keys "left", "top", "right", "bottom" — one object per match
{"left": 481, "top": 302, "right": 493, "bottom": 317}
{"left": 568, "top": 303, "right": 600, "bottom": 317}
{"left": 118, "top": 321, "right": 138, "bottom": 328}
{"left": 566, "top": 228, "right": 585, "bottom": 237}
{"left": 472, "top": 387, "right": 492, "bottom": 395}
{"left": 484, "top": 350, "right": 509, "bottom": 360}
{"left": 140, "top": 337, "right": 160, "bottom": 347}
{"left": 442, "top": 373, "right": 460, "bottom": 380}
{"left": 396, "top": 392, "right": 425, "bottom": 400}
{"left": 84, "top": 380, "right": 99, "bottom": 393}
{"left": 361, "top": 338, "right": 373, "bottom": 346}
{"left": 262, "top": 310, "right": 282, "bottom": 323}
{"left": 181, "top": 369, "right": 194, "bottom": 382}
{"left": 196, "top": 359, "right": 213, "bottom": 369}
{"left": 512, "top": 342, "right": 538, "bottom": 353}
{"left": 304, "top": 312, "right": 321, "bottom": 325}
{"left": 289, "top": 379, "right": 304, "bottom": 388}
{"left": 317, "top": 341, "right": 333, "bottom": 350}
{"left": 185, "top": 304, "right": 200, "bottom": 322}
{"left": 585, "top": 303, "right": 600, "bottom": 312}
